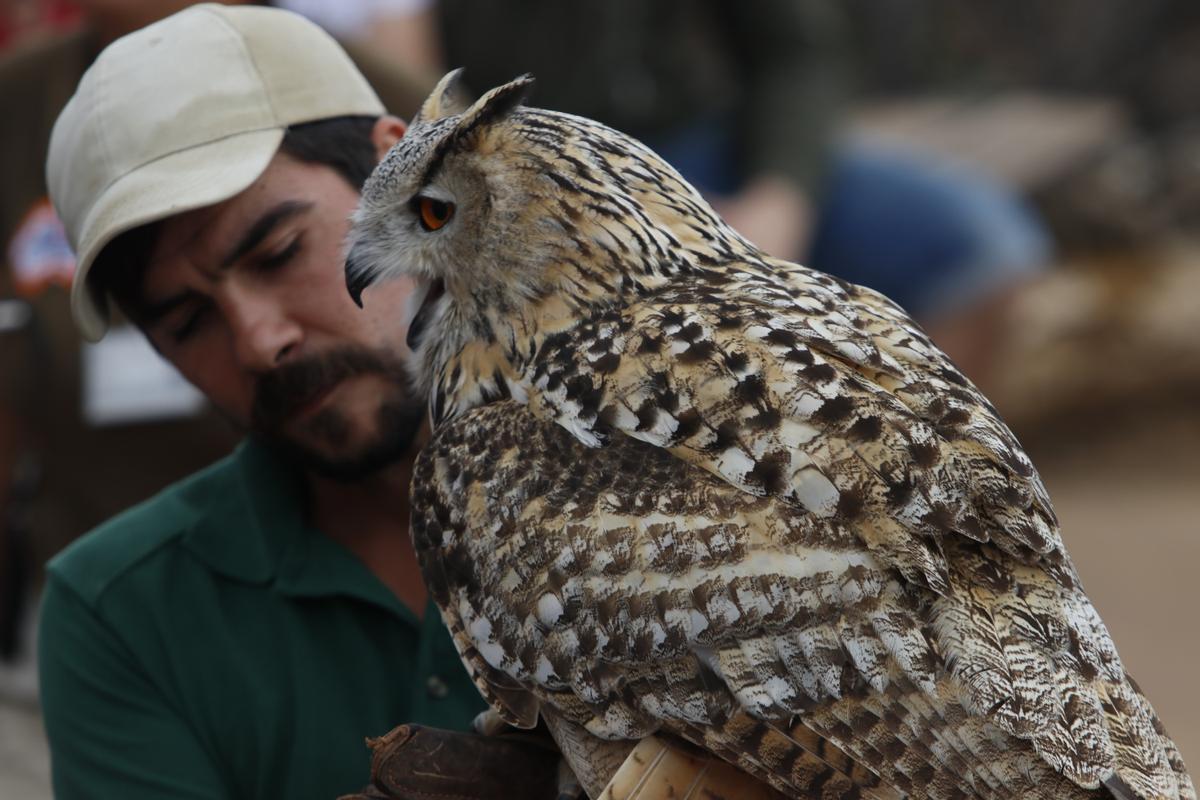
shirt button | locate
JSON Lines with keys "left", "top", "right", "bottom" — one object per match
{"left": 426, "top": 674, "right": 449, "bottom": 699}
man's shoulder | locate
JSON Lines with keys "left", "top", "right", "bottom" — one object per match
{"left": 46, "top": 447, "right": 246, "bottom": 606}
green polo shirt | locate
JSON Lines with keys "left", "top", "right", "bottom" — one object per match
{"left": 38, "top": 438, "right": 486, "bottom": 800}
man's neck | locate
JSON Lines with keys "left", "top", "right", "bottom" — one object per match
{"left": 305, "top": 459, "right": 428, "bottom": 618}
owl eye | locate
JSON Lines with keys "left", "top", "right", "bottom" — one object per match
{"left": 415, "top": 196, "right": 455, "bottom": 231}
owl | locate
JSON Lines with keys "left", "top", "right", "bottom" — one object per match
{"left": 344, "top": 71, "right": 1193, "bottom": 800}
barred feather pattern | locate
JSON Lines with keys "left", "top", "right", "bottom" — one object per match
{"left": 350, "top": 72, "right": 1193, "bottom": 799}
{"left": 414, "top": 403, "right": 1186, "bottom": 799}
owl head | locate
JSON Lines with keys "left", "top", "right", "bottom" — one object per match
{"left": 345, "top": 70, "right": 742, "bottom": 398}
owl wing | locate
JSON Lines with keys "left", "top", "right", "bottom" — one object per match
{"left": 413, "top": 400, "right": 1184, "bottom": 799}
{"left": 527, "top": 257, "right": 1061, "bottom": 593}
{"left": 495, "top": 258, "right": 1188, "bottom": 798}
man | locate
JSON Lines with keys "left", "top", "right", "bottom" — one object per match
{"left": 38, "top": 5, "right": 563, "bottom": 798}
{"left": 0, "top": 0, "right": 428, "bottom": 680}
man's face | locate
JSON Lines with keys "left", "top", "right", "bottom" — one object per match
{"left": 139, "top": 150, "right": 421, "bottom": 480}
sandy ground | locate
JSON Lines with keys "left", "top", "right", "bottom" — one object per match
{"left": 0, "top": 700, "right": 49, "bottom": 798}
{"left": 0, "top": 400, "right": 1197, "bottom": 799}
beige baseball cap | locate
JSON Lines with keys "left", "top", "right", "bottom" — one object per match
{"left": 47, "top": 2, "right": 385, "bottom": 341}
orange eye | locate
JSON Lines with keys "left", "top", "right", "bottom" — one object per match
{"left": 417, "top": 197, "right": 455, "bottom": 231}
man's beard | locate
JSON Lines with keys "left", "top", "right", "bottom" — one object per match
{"left": 249, "top": 345, "right": 424, "bottom": 481}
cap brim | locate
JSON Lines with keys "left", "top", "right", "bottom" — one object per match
{"left": 70, "top": 127, "right": 285, "bottom": 341}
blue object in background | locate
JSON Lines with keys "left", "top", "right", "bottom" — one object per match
{"left": 647, "top": 120, "right": 1051, "bottom": 319}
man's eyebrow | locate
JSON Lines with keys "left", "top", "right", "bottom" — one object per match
{"left": 138, "top": 201, "right": 314, "bottom": 327}
{"left": 220, "top": 200, "right": 313, "bottom": 269}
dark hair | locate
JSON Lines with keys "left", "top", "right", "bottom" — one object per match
{"left": 277, "top": 115, "right": 379, "bottom": 192}
{"left": 91, "top": 115, "right": 380, "bottom": 325}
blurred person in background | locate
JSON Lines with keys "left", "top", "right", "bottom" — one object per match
{"left": 35, "top": 5, "right": 572, "bottom": 799}
{"left": 308, "top": 0, "right": 1053, "bottom": 389}
{"left": 0, "top": 0, "right": 431, "bottom": 677}
{"left": 273, "top": 0, "right": 445, "bottom": 86}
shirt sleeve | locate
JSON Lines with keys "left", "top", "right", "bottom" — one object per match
{"left": 38, "top": 574, "right": 232, "bottom": 800}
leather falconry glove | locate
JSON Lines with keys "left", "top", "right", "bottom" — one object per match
{"left": 336, "top": 722, "right": 564, "bottom": 800}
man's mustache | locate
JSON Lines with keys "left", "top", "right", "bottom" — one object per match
{"left": 251, "top": 346, "right": 408, "bottom": 429}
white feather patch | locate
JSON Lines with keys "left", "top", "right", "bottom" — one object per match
{"left": 716, "top": 447, "right": 756, "bottom": 481}
{"left": 536, "top": 593, "right": 564, "bottom": 626}
{"left": 791, "top": 466, "right": 840, "bottom": 516}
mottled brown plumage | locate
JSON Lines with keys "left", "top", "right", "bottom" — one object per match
{"left": 346, "top": 71, "right": 1193, "bottom": 799}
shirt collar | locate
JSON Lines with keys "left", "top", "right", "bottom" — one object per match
{"left": 180, "top": 437, "right": 418, "bottom": 623}
{"left": 179, "top": 436, "right": 306, "bottom": 585}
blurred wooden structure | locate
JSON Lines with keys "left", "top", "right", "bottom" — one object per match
{"left": 854, "top": 93, "right": 1127, "bottom": 191}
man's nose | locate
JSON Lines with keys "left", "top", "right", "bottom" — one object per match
{"left": 224, "top": 287, "right": 301, "bottom": 371}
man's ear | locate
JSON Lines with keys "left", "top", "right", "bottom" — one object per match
{"left": 371, "top": 115, "right": 408, "bottom": 162}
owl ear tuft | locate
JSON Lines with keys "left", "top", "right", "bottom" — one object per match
{"left": 452, "top": 74, "right": 535, "bottom": 141}
{"left": 415, "top": 68, "right": 470, "bottom": 123}
{"left": 415, "top": 74, "right": 535, "bottom": 187}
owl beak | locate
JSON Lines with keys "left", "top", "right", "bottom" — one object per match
{"left": 344, "top": 247, "right": 375, "bottom": 308}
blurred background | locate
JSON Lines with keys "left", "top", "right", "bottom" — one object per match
{"left": 1, "top": 1, "right": 1198, "bottom": 796}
